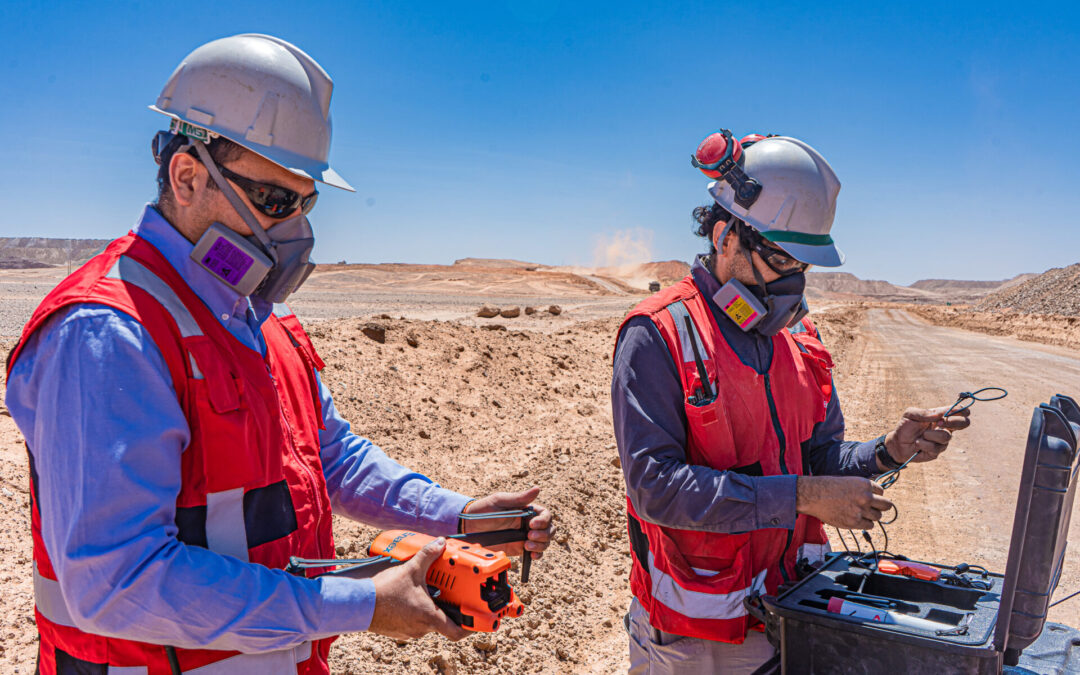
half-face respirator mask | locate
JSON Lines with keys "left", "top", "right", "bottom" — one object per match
{"left": 709, "top": 220, "right": 809, "bottom": 336}
{"left": 153, "top": 128, "right": 317, "bottom": 304}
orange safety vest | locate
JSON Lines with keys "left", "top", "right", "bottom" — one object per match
{"left": 618, "top": 274, "right": 833, "bottom": 643}
{"left": 8, "top": 233, "right": 337, "bottom": 674}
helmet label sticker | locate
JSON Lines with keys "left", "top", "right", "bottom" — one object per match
{"left": 169, "top": 117, "right": 213, "bottom": 143}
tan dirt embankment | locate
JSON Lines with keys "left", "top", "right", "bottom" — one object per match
{"left": 907, "top": 305, "right": 1080, "bottom": 352}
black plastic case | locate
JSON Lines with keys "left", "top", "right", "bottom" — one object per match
{"left": 751, "top": 394, "right": 1080, "bottom": 674}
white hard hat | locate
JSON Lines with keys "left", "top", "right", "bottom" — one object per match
{"left": 708, "top": 136, "right": 843, "bottom": 267}
{"left": 150, "top": 34, "right": 354, "bottom": 191}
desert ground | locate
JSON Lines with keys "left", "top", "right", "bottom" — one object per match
{"left": 0, "top": 261, "right": 1078, "bottom": 673}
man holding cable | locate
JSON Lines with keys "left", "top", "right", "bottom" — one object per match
{"left": 611, "top": 130, "right": 970, "bottom": 673}
{"left": 6, "top": 34, "right": 551, "bottom": 674}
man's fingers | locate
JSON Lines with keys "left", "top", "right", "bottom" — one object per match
{"left": 528, "top": 505, "right": 552, "bottom": 530}
{"left": 921, "top": 428, "right": 952, "bottom": 445}
{"left": 914, "top": 438, "right": 945, "bottom": 459}
{"left": 408, "top": 538, "right": 446, "bottom": 579}
{"left": 939, "top": 410, "right": 971, "bottom": 430}
{"left": 486, "top": 487, "right": 540, "bottom": 509}
{"left": 869, "top": 494, "right": 894, "bottom": 513}
{"left": 431, "top": 609, "right": 470, "bottom": 641}
{"left": 903, "top": 406, "right": 946, "bottom": 424}
{"left": 871, "top": 481, "right": 884, "bottom": 496}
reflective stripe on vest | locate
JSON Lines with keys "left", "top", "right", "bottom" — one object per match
{"left": 272, "top": 303, "right": 293, "bottom": 319}
{"left": 646, "top": 551, "right": 768, "bottom": 621}
{"left": 798, "top": 542, "right": 831, "bottom": 566}
{"left": 105, "top": 255, "right": 204, "bottom": 380}
{"left": 34, "top": 562, "right": 76, "bottom": 628}
{"left": 205, "top": 488, "right": 249, "bottom": 563}
{"left": 105, "top": 255, "right": 254, "bottom": 562}
{"left": 666, "top": 301, "right": 708, "bottom": 365}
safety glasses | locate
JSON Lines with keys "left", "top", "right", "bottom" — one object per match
{"left": 216, "top": 164, "right": 319, "bottom": 220}
{"left": 743, "top": 229, "right": 809, "bottom": 276}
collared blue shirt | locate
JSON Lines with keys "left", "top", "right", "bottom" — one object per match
{"left": 611, "top": 256, "right": 879, "bottom": 534}
{"left": 5, "top": 205, "right": 471, "bottom": 652}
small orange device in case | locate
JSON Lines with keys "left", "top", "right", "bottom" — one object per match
{"left": 287, "top": 508, "right": 537, "bottom": 633}
{"left": 369, "top": 531, "right": 524, "bottom": 631}
{"left": 877, "top": 559, "right": 941, "bottom": 582}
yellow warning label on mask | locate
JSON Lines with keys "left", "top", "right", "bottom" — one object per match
{"left": 724, "top": 297, "right": 759, "bottom": 328}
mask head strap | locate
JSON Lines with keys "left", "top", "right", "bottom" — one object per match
{"left": 190, "top": 140, "right": 278, "bottom": 263}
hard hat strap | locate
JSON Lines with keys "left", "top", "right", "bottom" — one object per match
{"left": 191, "top": 140, "right": 278, "bottom": 264}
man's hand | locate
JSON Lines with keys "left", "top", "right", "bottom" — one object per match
{"left": 883, "top": 405, "right": 972, "bottom": 467}
{"left": 461, "top": 487, "right": 553, "bottom": 560}
{"left": 796, "top": 476, "right": 893, "bottom": 530}
{"left": 368, "top": 537, "right": 469, "bottom": 641}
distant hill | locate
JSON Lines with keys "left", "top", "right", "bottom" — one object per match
{"left": 634, "top": 260, "right": 691, "bottom": 285}
{"left": 908, "top": 274, "right": 1036, "bottom": 295}
{"left": 909, "top": 279, "right": 1006, "bottom": 293}
{"left": 453, "top": 258, "right": 540, "bottom": 270}
{"left": 977, "top": 263, "right": 1080, "bottom": 316}
{"left": 0, "top": 237, "right": 110, "bottom": 268}
{"left": 806, "top": 272, "right": 929, "bottom": 299}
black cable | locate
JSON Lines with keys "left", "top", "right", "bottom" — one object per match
{"left": 878, "top": 387, "right": 1008, "bottom": 490}
{"left": 1050, "top": 588, "right": 1080, "bottom": 608}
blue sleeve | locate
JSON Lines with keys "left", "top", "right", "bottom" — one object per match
{"left": 317, "top": 372, "right": 471, "bottom": 535}
{"left": 611, "top": 316, "right": 797, "bottom": 532}
{"left": 802, "top": 377, "right": 880, "bottom": 478}
{"left": 5, "top": 305, "right": 375, "bottom": 651}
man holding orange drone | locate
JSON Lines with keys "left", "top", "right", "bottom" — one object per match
{"left": 6, "top": 34, "right": 551, "bottom": 674}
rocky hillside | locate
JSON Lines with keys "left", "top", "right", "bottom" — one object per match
{"left": 909, "top": 274, "right": 1036, "bottom": 295}
{"left": 977, "top": 263, "right": 1080, "bottom": 316}
{"left": 0, "top": 237, "right": 110, "bottom": 268}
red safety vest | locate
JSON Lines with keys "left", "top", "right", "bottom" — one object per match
{"left": 619, "top": 274, "right": 833, "bottom": 643}
{"left": 8, "top": 233, "right": 337, "bottom": 674}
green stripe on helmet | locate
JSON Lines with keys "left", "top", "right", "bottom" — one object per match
{"left": 759, "top": 230, "right": 834, "bottom": 246}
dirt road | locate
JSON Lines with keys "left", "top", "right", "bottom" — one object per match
{"left": 834, "top": 308, "right": 1080, "bottom": 628}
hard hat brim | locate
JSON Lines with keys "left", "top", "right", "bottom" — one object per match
{"left": 150, "top": 107, "right": 355, "bottom": 192}
{"left": 762, "top": 236, "right": 846, "bottom": 268}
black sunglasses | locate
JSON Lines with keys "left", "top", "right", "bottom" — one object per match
{"left": 216, "top": 164, "right": 318, "bottom": 220}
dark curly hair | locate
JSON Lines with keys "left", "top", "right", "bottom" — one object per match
{"left": 692, "top": 202, "right": 765, "bottom": 271}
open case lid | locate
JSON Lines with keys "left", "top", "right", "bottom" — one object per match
{"left": 994, "top": 394, "right": 1080, "bottom": 663}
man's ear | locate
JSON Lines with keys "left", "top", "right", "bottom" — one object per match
{"left": 716, "top": 224, "right": 738, "bottom": 257}
{"left": 168, "top": 152, "right": 205, "bottom": 208}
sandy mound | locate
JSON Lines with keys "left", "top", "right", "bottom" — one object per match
{"left": 977, "top": 263, "right": 1080, "bottom": 316}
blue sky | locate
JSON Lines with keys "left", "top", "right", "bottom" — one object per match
{"left": 1, "top": 1, "right": 1077, "bottom": 284}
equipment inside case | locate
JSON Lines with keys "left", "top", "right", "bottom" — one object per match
{"left": 751, "top": 394, "right": 1080, "bottom": 674}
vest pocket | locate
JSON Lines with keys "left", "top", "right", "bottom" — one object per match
{"left": 683, "top": 399, "right": 738, "bottom": 468}
{"left": 663, "top": 527, "right": 751, "bottom": 588}
{"left": 185, "top": 377, "right": 269, "bottom": 491}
